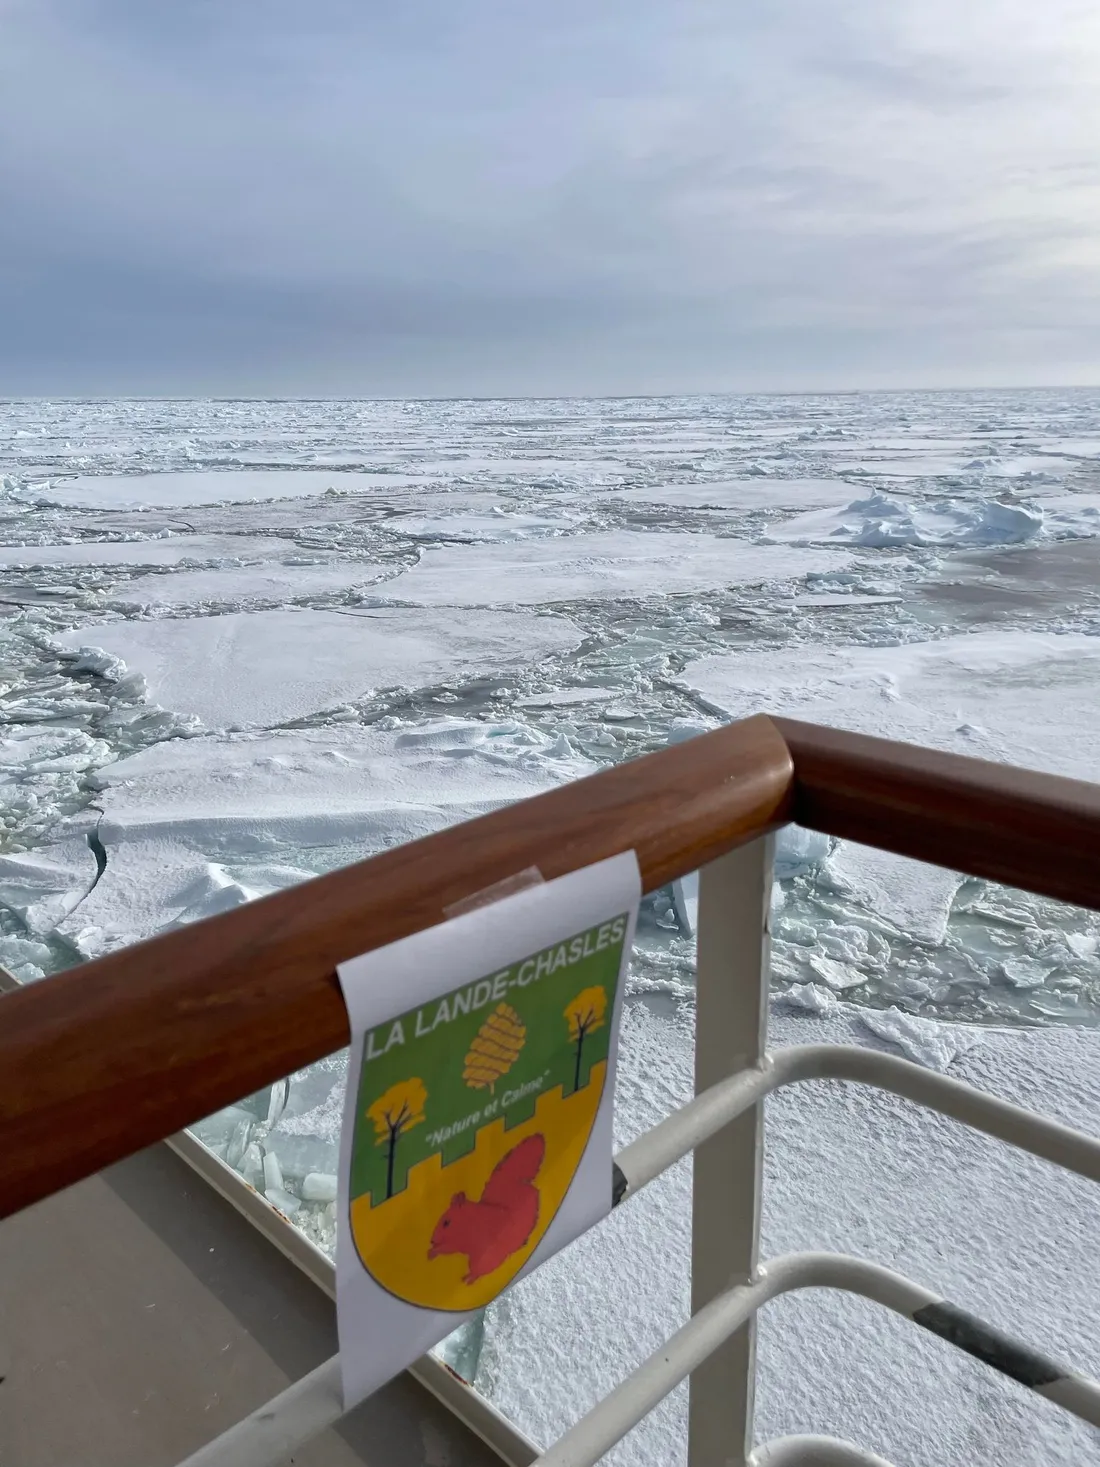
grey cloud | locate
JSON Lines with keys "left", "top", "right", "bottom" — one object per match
{"left": 1, "top": 0, "right": 1098, "bottom": 393}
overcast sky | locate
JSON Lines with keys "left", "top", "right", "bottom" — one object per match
{"left": 2, "top": 0, "right": 1099, "bottom": 396}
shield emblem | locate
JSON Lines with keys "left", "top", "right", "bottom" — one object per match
{"left": 348, "top": 917, "right": 626, "bottom": 1311}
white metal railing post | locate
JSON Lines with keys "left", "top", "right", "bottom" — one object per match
{"left": 689, "top": 835, "right": 774, "bottom": 1467}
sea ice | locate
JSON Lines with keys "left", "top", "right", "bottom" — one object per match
{"left": 807, "top": 953, "right": 866, "bottom": 990}
{"left": 44, "top": 492, "right": 506, "bottom": 539}
{"left": 681, "top": 631, "right": 1100, "bottom": 784}
{"left": 768, "top": 492, "right": 1044, "bottom": 548}
{"left": 858, "top": 1006, "right": 985, "bottom": 1070}
{"left": 839, "top": 456, "right": 980, "bottom": 478}
{"left": 781, "top": 982, "right": 838, "bottom": 1014}
{"left": 385, "top": 510, "right": 578, "bottom": 543}
{"left": 840, "top": 455, "right": 1070, "bottom": 480}
{"left": 1046, "top": 439, "right": 1100, "bottom": 458}
{"left": 600, "top": 479, "right": 862, "bottom": 512}
{"left": 0, "top": 845, "right": 99, "bottom": 936}
{"left": 54, "top": 607, "right": 583, "bottom": 727}
{"left": 42, "top": 721, "right": 595, "bottom": 958}
{"left": 0, "top": 725, "right": 113, "bottom": 847}
{"left": 106, "top": 560, "right": 391, "bottom": 610}
{"left": 775, "top": 827, "right": 831, "bottom": 879}
{"left": 384, "top": 456, "right": 627, "bottom": 481}
{"left": 1028, "top": 492, "right": 1100, "bottom": 538}
{"left": 825, "top": 843, "right": 962, "bottom": 944}
{"left": 0, "top": 534, "right": 302, "bottom": 568}
{"left": 514, "top": 688, "right": 619, "bottom": 709}
{"left": 680, "top": 631, "right": 1100, "bottom": 935}
{"left": 375, "top": 532, "right": 851, "bottom": 606}
{"left": 479, "top": 1001, "right": 1100, "bottom": 1466}
{"left": 794, "top": 594, "right": 903, "bottom": 609}
{"left": 13, "top": 470, "right": 427, "bottom": 509}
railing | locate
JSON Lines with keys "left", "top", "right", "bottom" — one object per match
{"left": 4, "top": 712, "right": 1100, "bottom": 1466}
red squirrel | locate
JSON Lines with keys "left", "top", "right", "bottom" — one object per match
{"left": 428, "top": 1133, "right": 546, "bottom": 1283}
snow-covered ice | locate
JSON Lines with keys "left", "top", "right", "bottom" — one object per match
{"left": 857, "top": 1006, "right": 986, "bottom": 1070}
{"left": 12, "top": 469, "right": 428, "bottom": 509}
{"left": 0, "top": 845, "right": 100, "bottom": 938}
{"left": 0, "top": 534, "right": 303, "bottom": 567}
{"left": 839, "top": 456, "right": 983, "bottom": 479}
{"left": 1046, "top": 439, "right": 1100, "bottom": 458}
{"left": 794, "top": 593, "right": 903, "bottom": 609}
{"left": 54, "top": 607, "right": 583, "bottom": 727}
{"left": 682, "top": 631, "right": 1100, "bottom": 784}
{"left": 376, "top": 532, "right": 852, "bottom": 606}
{"left": 385, "top": 510, "right": 578, "bottom": 542}
{"left": 477, "top": 1001, "right": 1100, "bottom": 1466}
{"left": 515, "top": 688, "right": 619, "bottom": 709}
{"left": 839, "top": 455, "right": 1071, "bottom": 481}
{"left": 375, "top": 455, "right": 628, "bottom": 481}
{"left": 40, "top": 721, "right": 595, "bottom": 959}
{"left": 105, "top": 560, "right": 392, "bottom": 609}
{"left": 768, "top": 492, "right": 1044, "bottom": 548}
{"left": 600, "top": 480, "right": 863, "bottom": 512}
{"left": 682, "top": 631, "right": 1100, "bottom": 940}
{"left": 1028, "top": 492, "right": 1100, "bottom": 538}
{"left": 825, "top": 842, "right": 962, "bottom": 945}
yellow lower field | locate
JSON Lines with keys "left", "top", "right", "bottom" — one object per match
{"left": 350, "top": 1063, "right": 605, "bottom": 1311}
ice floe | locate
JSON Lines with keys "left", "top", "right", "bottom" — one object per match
{"left": 54, "top": 607, "right": 583, "bottom": 727}
{"left": 384, "top": 510, "right": 579, "bottom": 542}
{"left": 794, "top": 593, "right": 903, "bottom": 609}
{"left": 840, "top": 455, "right": 1072, "bottom": 481}
{"left": 682, "top": 630, "right": 1100, "bottom": 781}
{"left": 857, "top": 1006, "right": 986, "bottom": 1070}
{"left": 35, "top": 721, "right": 594, "bottom": 958}
{"left": 0, "top": 534, "right": 302, "bottom": 568}
{"left": 515, "top": 688, "right": 619, "bottom": 709}
{"left": 12, "top": 470, "right": 432, "bottom": 510}
{"left": 375, "top": 532, "right": 852, "bottom": 606}
{"left": 824, "top": 842, "right": 962, "bottom": 945}
{"left": 105, "top": 560, "right": 391, "bottom": 610}
{"left": 0, "top": 844, "right": 100, "bottom": 938}
{"left": 600, "top": 479, "right": 862, "bottom": 512}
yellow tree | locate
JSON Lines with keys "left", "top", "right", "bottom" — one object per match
{"left": 563, "top": 986, "right": 608, "bottom": 1094}
{"left": 367, "top": 1077, "right": 428, "bottom": 1199}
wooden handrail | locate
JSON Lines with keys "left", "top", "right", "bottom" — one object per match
{"left": 777, "top": 719, "right": 1100, "bottom": 912}
{"left": 3, "top": 710, "right": 1100, "bottom": 1221}
{"left": 0, "top": 714, "right": 792, "bottom": 1219}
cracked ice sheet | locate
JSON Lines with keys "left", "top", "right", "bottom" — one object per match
{"left": 840, "top": 455, "right": 1073, "bottom": 480}
{"left": 375, "top": 531, "right": 852, "bottom": 607}
{"left": 0, "top": 534, "right": 305, "bottom": 568}
{"left": 385, "top": 510, "right": 580, "bottom": 543}
{"left": 106, "top": 560, "right": 392, "bottom": 610}
{"left": 0, "top": 845, "right": 100, "bottom": 937}
{"left": 479, "top": 1002, "right": 1100, "bottom": 1465}
{"left": 824, "top": 841, "right": 961, "bottom": 943}
{"left": 599, "top": 479, "right": 865, "bottom": 512}
{"left": 13, "top": 470, "right": 431, "bottom": 509}
{"left": 40, "top": 491, "right": 515, "bottom": 539}
{"left": 48, "top": 722, "right": 594, "bottom": 958}
{"left": 680, "top": 631, "right": 1100, "bottom": 939}
{"left": 54, "top": 606, "right": 582, "bottom": 728}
